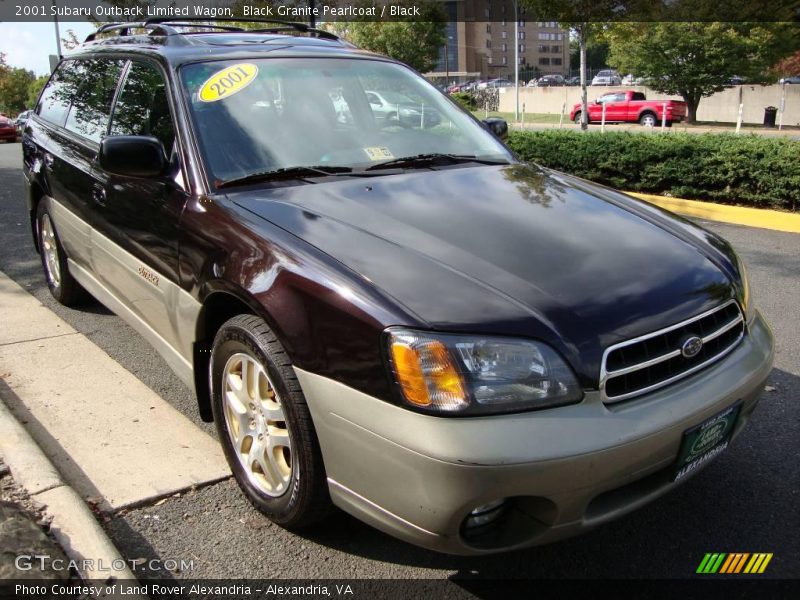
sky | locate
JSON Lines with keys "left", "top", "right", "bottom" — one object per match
{"left": 0, "top": 21, "right": 97, "bottom": 75}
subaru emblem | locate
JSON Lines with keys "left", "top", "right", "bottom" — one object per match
{"left": 681, "top": 336, "right": 704, "bottom": 358}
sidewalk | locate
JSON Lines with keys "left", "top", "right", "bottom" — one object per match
{"left": 0, "top": 396, "right": 139, "bottom": 589}
{"left": 0, "top": 268, "right": 230, "bottom": 595}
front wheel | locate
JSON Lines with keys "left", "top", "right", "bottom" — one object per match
{"left": 573, "top": 111, "right": 583, "bottom": 124}
{"left": 210, "top": 314, "right": 332, "bottom": 528}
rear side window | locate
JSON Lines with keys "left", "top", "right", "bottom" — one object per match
{"left": 63, "top": 59, "right": 125, "bottom": 143}
{"left": 632, "top": 92, "right": 646, "bottom": 101}
{"left": 110, "top": 61, "right": 175, "bottom": 152}
{"left": 36, "top": 60, "right": 82, "bottom": 127}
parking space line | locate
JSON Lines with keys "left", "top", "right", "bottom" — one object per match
{"left": 0, "top": 269, "right": 230, "bottom": 511}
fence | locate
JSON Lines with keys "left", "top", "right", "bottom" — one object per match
{"left": 497, "top": 84, "right": 800, "bottom": 127}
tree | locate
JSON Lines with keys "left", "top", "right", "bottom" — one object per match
{"left": 0, "top": 66, "right": 36, "bottom": 114}
{"left": 327, "top": 1, "right": 446, "bottom": 73}
{"left": 27, "top": 75, "right": 50, "bottom": 108}
{"left": 773, "top": 50, "right": 800, "bottom": 77}
{"left": 569, "top": 37, "right": 608, "bottom": 75}
{"left": 521, "top": 1, "right": 620, "bottom": 131}
{"left": 604, "top": 22, "right": 799, "bottom": 123}
{"left": 61, "top": 29, "right": 82, "bottom": 51}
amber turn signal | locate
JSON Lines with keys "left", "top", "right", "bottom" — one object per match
{"left": 389, "top": 335, "right": 467, "bottom": 411}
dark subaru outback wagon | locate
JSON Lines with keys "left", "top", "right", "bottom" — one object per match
{"left": 22, "top": 19, "right": 773, "bottom": 554}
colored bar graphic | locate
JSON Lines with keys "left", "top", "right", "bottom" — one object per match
{"left": 719, "top": 554, "right": 739, "bottom": 573}
{"left": 744, "top": 554, "right": 760, "bottom": 574}
{"left": 710, "top": 553, "right": 726, "bottom": 573}
{"left": 758, "top": 554, "right": 773, "bottom": 573}
{"left": 698, "top": 552, "right": 773, "bottom": 575}
{"left": 733, "top": 553, "right": 750, "bottom": 573}
{"left": 697, "top": 553, "right": 714, "bottom": 574}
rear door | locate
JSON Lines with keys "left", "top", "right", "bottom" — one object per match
{"left": 90, "top": 59, "right": 191, "bottom": 358}
{"left": 28, "top": 58, "right": 125, "bottom": 269}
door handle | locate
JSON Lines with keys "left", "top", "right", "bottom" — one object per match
{"left": 91, "top": 184, "right": 107, "bottom": 207}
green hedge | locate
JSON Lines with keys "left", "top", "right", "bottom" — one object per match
{"left": 507, "top": 130, "right": 800, "bottom": 211}
{"left": 450, "top": 92, "right": 477, "bottom": 111}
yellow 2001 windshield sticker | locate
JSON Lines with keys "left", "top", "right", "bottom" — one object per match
{"left": 364, "top": 147, "right": 394, "bottom": 161}
{"left": 199, "top": 63, "right": 259, "bottom": 102}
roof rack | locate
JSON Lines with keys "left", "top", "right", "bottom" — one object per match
{"left": 84, "top": 17, "right": 339, "bottom": 44}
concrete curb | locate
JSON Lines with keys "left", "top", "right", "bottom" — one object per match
{"left": 0, "top": 398, "right": 142, "bottom": 596}
{"left": 627, "top": 192, "right": 800, "bottom": 234}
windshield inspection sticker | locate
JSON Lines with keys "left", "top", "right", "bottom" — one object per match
{"left": 199, "top": 63, "right": 259, "bottom": 102}
{"left": 364, "top": 147, "right": 394, "bottom": 161}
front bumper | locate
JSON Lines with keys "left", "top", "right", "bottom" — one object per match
{"left": 297, "top": 312, "right": 774, "bottom": 555}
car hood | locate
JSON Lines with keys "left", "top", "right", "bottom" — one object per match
{"left": 228, "top": 164, "right": 739, "bottom": 385}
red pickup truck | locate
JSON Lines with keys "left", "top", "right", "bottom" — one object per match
{"left": 571, "top": 90, "right": 687, "bottom": 126}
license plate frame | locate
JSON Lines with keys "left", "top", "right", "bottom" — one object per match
{"left": 674, "top": 402, "right": 742, "bottom": 482}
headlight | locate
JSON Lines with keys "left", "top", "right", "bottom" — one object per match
{"left": 386, "top": 328, "right": 583, "bottom": 415}
{"left": 735, "top": 254, "right": 755, "bottom": 323}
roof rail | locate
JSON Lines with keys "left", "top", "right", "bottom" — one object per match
{"left": 84, "top": 17, "right": 339, "bottom": 44}
{"left": 144, "top": 17, "right": 339, "bottom": 41}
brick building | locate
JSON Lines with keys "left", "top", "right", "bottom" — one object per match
{"left": 426, "top": 1, "right": 570, "bottom": 84}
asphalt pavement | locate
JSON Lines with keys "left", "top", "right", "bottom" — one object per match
{"left": 0, "top": 142, "right": 797, "bottom": 583}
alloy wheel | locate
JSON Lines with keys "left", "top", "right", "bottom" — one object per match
{"left": 40, "top": 214, "right": 61, "bottom": 288}
{"left": 222, "top": 352, "right": 293, "bottom": 497}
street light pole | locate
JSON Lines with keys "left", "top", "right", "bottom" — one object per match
{"left": 52, "top": 0, "right": 62, "bottom": 58}
{"left": 514, "top": 0, "right": 519, "bottom": 122}
{"left": 445, "top": 43, "right": 449, "bottom": 88}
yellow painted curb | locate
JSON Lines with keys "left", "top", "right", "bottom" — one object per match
{"left": 626, "top": 192, "right": 800, "bottom": 234}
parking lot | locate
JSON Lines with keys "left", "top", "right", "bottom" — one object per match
{"left": 0, "top": 141, "right": 798, "bottom": 582}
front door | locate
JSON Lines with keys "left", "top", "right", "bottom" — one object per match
{"left": 90, "top": 59, "right": 191, "bottom": 358}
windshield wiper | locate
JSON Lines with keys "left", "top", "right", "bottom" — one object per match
{"left": 364, "top": 153, "right": 509, "bottom": 171}
{"left": 216, "top": 165, "right": 354, "bottom": 189}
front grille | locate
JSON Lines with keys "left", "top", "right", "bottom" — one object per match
{"left": 601, "top": 300, "right": 745, "bottom": 403}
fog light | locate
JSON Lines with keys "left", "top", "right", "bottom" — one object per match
{"left": 463, "top": 499, "right": 507, "bottom": 530}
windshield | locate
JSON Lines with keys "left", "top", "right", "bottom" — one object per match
{"left": 179, "top": 58, "right": 511, "bottom": 184}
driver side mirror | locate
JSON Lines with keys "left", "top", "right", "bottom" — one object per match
{"left": 99, "top": 136, "right": 167, "bottom": 178}
{"left": 482, "top": 117, "right": 508, "bottom": 141}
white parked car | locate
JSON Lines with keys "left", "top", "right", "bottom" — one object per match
{"left": 591, "top": 70, "right": 622, "bottom": 86}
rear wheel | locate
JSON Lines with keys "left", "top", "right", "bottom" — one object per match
{"left": 210, "top": 314, "right": 332, "bottom": 528}
{"left": 36, "top": 201, "right": 87, "bottom": 306}
{"left": 639, "top": 112, "right": 657, "bottom": 127}
{"left": 573, "top": 111, "right": 583, "bottom": 124}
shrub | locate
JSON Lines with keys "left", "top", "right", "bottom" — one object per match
{"left": 507, "top": 130, "right": 800, "bottom": 211}
{"left": 450, "top": 92, "right": 477, "bottom": 111}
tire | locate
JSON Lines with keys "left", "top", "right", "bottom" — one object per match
{"left": 639, "top": 112, "right": 657, "bottom": 127}
{"left": 573, "top": 111, "right": 582, "bottom": 124}
{"left": 210, "top": 314, "right": 332, "bottom": 528}
{"left": 36, "top": 201, "right": 87, "bottom": 306}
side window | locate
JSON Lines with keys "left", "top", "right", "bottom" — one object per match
{"left": 631, "top": 92, "right": 646, "bottom": 101}
{"left": 110, "top": 61, "right": 175, "bottom": 152}
{"left": 64, "top": 59, "right": 125, "bottom": 143}
{"left": 36, "top": 60, "right": 82, "bottom": 127}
